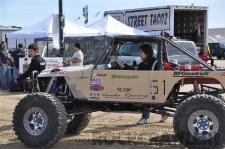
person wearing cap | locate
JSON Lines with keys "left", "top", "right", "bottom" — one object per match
{"left": 64, "top": 43, "right": 84, "bottom": 66}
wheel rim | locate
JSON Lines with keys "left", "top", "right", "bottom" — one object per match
{"left": 188, "top": 110, "right": 219, "bottom": 140}
{"left": 23, "top": 107, "right": 48, "bottom": 136}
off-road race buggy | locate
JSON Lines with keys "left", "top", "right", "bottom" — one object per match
{"left": 13, "top": 35, "right": 225, "bottom": 148}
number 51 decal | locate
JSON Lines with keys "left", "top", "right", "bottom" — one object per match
{"left": 151, "top": 80, "right": 166, "bottom": 95}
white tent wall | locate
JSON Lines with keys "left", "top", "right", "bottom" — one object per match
{"left": 88, "top": 15, "right": 149, "bottom": 36}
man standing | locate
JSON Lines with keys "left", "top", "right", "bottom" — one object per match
{"left": 0, "top": 41, "right": 12, "bottom": 90}
{"left": 12, "top": 43, "right": 25, "bottom": 78}
{"left": 193, "top": 16, "right": 201, "bottom": 43}
{"left": 64, "top": 43, "right": 84, "bottom": 66}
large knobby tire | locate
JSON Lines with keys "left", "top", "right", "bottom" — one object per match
{"left": 12, "top": 93, "right": 67, "bottom": 148}
{"left": 174, "top": 94, "right": 225, "bottom": 148}
{"left": 66, "top": 113, "right": 91, "bottom": 134}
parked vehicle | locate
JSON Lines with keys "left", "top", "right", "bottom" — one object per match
{"left": 167, "top": 40, "right": 199, "bottom": 64}
{"left": 208, "top": 42, "right": 225, "bottom": 59}
{"left": 13, "top": 35, "right": 225, "bottom": 148}
{"left": 112, "top": 40, "right": 199, "bottom": 66}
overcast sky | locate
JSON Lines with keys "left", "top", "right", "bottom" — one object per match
{"left": 0, "top": 0, "right": 225, "bottom": 28}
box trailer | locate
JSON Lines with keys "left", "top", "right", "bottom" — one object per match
{"left": 104, "top": 5, "right": 208, "bottom": 51}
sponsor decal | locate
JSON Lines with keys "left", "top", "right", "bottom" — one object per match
{"left": 124, "top": 93, "right": 148, "bottom": 99}
{"left": 112, "top": 74, "right": 138, "bottom": 79}
{"left": 101, "top": 93, "right": 148, "bottom": 100}
{"left": 90, "top": 78, "right": 102, "bottom": 86}
{"left": 102, "top": 93, "right": 121, "bottom": 98}
{"left": 90, "top": 93, "right": 100, "bottom": 99}
{"left": 117, "top": 88, "right": 132, "bottom": 92}
{"left": 90, "top": 85, "right": 104, "bottom": 91}
{"left": 173, "top": 71, "right": 209, "bottom": 77}
{"left": 89, "top": 78, "right": 104, "bottom": 91}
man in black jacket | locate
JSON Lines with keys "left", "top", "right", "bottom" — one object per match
{"left": 14, "top": 43, "right": 45, "bottom": 84}
{"left": 12, "top": 43, "right": 25, "bottom": 78}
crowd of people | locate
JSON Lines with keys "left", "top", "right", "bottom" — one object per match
{"left": 0, "top": 41, "right": 25, "bottom": 90}
{"left": 0, "top": 41, "right": 84, "bottom": 91}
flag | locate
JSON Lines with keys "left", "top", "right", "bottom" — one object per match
{"left": 83, "top": 5, "right": 88, "bottom": 24}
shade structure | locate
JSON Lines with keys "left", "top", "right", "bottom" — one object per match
{"left": 6, "top": 13, "right": 100, "bottom": 39}
{"left": 88, "top": 15, "right": 149, "bottom": 36}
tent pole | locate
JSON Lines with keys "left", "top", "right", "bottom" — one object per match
{"left": 16, "top": 39, "right": 17, "bottom": 49}
{"left": 47, "top": 40, "right": 49, "bottom": 57}
{"left": 24, "top": 39, "right": 26, "bottom": 48}
{"left": 59, "top": 0, "right": 64, "bottom": 56}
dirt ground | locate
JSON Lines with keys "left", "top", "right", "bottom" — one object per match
{"left": 0, "top": 60, "right": 225, "bottom": 149}
{"left": 0, "top": 91, "right": 183, "bottom": 149}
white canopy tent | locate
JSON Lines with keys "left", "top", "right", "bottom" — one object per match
{"left": 7, "top": 13, "right": 100, "bottom": 39}
{"left": 6, "top": 13, "right": 100, "bottom": 48}
{"left": 88, "top": 15, "right": 149, "bottom": 36}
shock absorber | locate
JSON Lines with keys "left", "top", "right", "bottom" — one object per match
{"left": 193, "top": 79, "right": 201, "bottom": 93}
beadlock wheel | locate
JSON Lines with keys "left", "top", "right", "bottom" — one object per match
{"left": 187, "top": 110, "right": 219, "bottom": 140}
{"left": 174, "top": 94, "right": 225, "bottom": 148}
{"left": 23, "top": 107, "right": 48, "bottom": 136}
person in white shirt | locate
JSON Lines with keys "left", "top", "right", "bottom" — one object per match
{"left": 65, "top": 43, "right": 84, "bottom": 66}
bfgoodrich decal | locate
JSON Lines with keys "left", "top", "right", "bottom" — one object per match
{"left": 173, "top": 71, "right": 209, "bottom": 77}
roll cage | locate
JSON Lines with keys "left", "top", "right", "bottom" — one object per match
{"left": 95, "top": 35, "right": 216, "bottom": 71}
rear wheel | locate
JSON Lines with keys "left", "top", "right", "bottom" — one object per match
{"left": 66, "top": 113, "right": 91, "bottom": 134}
{"left": 174, "top": 94, "right": 225, "bottom": 148}
{"left": 13, "top": 93, "right": 67, "bottom": 148}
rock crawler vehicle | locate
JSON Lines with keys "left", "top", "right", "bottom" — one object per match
{"left": 13, "top": 35, "right": 225, "bottom": 148}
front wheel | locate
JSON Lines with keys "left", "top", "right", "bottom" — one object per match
{"left": 13, "top": 93, "right": 67, "bottom": 148}
{"left": 174, "top": 94, "right": 225, "bottom": 148}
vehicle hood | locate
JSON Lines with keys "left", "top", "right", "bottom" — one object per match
{"left": 110, "top": 56, "right": 142, "bottom": 65}
{"left": 38, "top": 64, "right": 94, "bottom": 78}
{"left": 168, "top": 55, "right": 199, "bottom": 65}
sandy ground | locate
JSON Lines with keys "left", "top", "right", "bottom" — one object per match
{"left": 1, "top": 60, "right": 225, "bottom": 149}
{"left": 0, "top": 91, "right": 183, "bottom": 149}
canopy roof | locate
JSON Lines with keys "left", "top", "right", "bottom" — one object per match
{"left": 88, "top": 15, "right": 149, "bottom": 36}
{"left": 6, "top": 13, "right": 100, "bottom": 39}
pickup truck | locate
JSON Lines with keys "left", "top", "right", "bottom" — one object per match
{"left": 112, "top": 40, "right": 199, "bottom": 66}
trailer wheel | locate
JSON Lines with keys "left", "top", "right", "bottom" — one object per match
{"left": 174, "top": 94, "right": 225, "bottom": 148}
{"left": 66, "top": 113, "right": 91, "bottom": 134}
{"left": 13, "top": 93, "right": 67, "bottom": 148}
